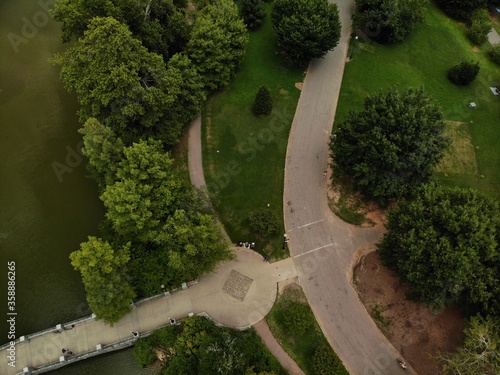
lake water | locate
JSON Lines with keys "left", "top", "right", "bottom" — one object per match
{"left": 0, "top": 0, "right": 153, "bottom": 373}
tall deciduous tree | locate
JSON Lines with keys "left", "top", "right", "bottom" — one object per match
{"left": 78, "top": 118, "right": 124, "bottom": 190}
{"left": 100, "top": 139, "right": 183, "bottom": 242}
{"left": 52, "top": 17, "right": 174, "bottom": 143}
{"left": 329, "top": 87, "right": 449, "bottom": 204}
{"left": 352, "top": 0, "right": 426, "bottom": 44}
{"left": 187, "top": 0, "right": 249, "bottom": 93}
{"left": 272, "top": 0, "right": 341, "bottom": 65}
{"left": 52, "top": 0, "right": 188, "bottom": 60}
{"left": 70, "top": 237, "right": 136, "bottom": 325}
{"left": 439, "top": 315, "right": 500, "bottom": 375}
{"left": 377, "top": 184, "right": 500, "bottom": 314}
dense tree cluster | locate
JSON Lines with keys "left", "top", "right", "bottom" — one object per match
{"left": 241, "top": 0, "right": 266, "bottom": 30}
{"left": 134, "top": 316, "right": 285, "bottom": 374}
{"left": 272, "top": 0, "right": 341, "bottom": 65}
{"left": 377, "top": 184, "right": 500, "bottom": 316}
{"left": 329, "top": 88, "right": 449, "bottom": 205}
{"left": 352, "top": 0, "right": 426, "bottom": 43}
{"left": 53, "top": 0, "right": 249, "bottom": 324}
{"left": 435, "top": 0, "right": 487, "bottom": 21}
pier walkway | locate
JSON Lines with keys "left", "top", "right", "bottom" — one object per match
{"left": 2, "top": 249, "right": 298, "bottom": 375}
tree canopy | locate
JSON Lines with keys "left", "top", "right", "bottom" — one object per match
{"left": 187, "top": 0, "right": 249, "bottom": 92}
{"left": 52, "top": 0, "right": 189, "bottom": 60}
{"left": 377, "top": 184, "right": 500, "bottom": 315}
{"left": 70, "top": 237, "right": 136, "bottom": 324}
{"left": 435, "top": 0, "right": 487, "bottom": 21}
{"left": 272, "top": 0, "right": 341, "bottom": 65}
{"left": 101, "top": 139, "right": 183, "bottom": 242}
{"left": 329, "top": 87, "right": 449, "bottom": 204}
{"left": 352, "top": 0, "right": 426, "bottom": 43}
{"left": 134, "top": 316, "right": 285, "bottom": 374}
{"left": 439, "top": 315, "right": 500, "bottom": 375}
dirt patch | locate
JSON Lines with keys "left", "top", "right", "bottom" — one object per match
{"left": 354, "top": 252, "right": 465, "bottom": 375}
{"left": 295, "top": 82, "right": 303, "bottom": 90}
{"left": 436, "top": 120, "right": 478, "bottom": 175}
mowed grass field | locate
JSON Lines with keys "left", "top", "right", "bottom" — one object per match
{"left": 336, "top": 4, "right": 500, "bottom": 198}
{"left": 202, "top": 6, "right": 303, "bottom": 256}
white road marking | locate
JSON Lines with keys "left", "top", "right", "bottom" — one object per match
{"left": 293, "top": 243, "right": 334, "bottom": 259}
{"left": 296, "top": 219, "right": 325, "bottom": 229}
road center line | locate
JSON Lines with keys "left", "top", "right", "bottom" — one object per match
{"left": 295, "top": 219, "right": 325, "bottom": 229}
{"left": 293, "top": 243, "right": 334, "bottom": 259}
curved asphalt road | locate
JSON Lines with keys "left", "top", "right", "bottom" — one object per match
{"left": 284, "top": 1, "right": 416, "bottom": 374}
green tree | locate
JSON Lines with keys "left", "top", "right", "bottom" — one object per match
{"left": 70, "top": 237, "right": 136, "bottom": 325}
{"left": 241, "top": 0, "right": 266, "bottom": 30}
{"left": 249, "top": 207, "right": 279, "bottom": 237}
{"left": 435, "top": 0, "right": 487, "bottom": 21}
{"left": 52, "top": 0, "right": 188, "bottom": 60}
{"left": 51, "top": 17, "right": 174, "bottom": 144}
{"left": 467, "top": 9, "right": 492, "bottom": 45}
{"left": 439, "top": 315, "right": 500, "bottom": 375}
{"left": 329, "top": 87, "right": 449, "bottom": 204}
{"left": 377, "top": 184, "right": 500, "bottom": 314}
{"left": 78, "top": 118, "right": 124, "bottom": 190}
{"left": 187, "top": 0, "right": 249, "bottom": 93}
{"left": 252, "top": 85, "right": 273, "bottom": 116}
{"left": 448, "top": 61, "right": 480, "bottom": 86}
{"left": 155, "top": 210, "right": 233, "bottom": 282}
{"left": 353, "top": 0, "right": 426, "bottom": 43}
{"left": 100, "top": 139, "right": 183, "bottom": 242}
{"left": 272, "top": 0, "right": 341, "bottom": 65}
{"left": 489, "top": 43, "right": 500, "bottom": 65}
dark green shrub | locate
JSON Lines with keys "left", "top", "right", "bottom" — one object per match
{"left": 313, "top": 345, "right": 342, "bottom": 375}
{"left": 435, "top": 0, "right": 487, "bottom": 21}
{"left": 252, "top": 85, "right": 273, "bottom": 115}
{"left": 467, "top": 9, "right": 492, "bottom": 45}
{"left": 447, "top": 61, "right": 480, "bottom": 85}
{"left": 489, "top": 43, "right": 500, "bottom": 65}
{"left": 249, "top": 208, "right": 279, "bottom": 236}
{"left": 134, "top": 338, "right": 157, "bottom": 368}
{"left": 282, "top": 301, "right": 311, "bottom": 335}
{"left": 241, "top": 0, "right": 266, "bottom": 30}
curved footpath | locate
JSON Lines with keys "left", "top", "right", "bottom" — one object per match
{"left": 283, "top": 0, "right": 416, "bottom": 374}
{"left": 188, "top": 116, "right": 305, "bottom": 375}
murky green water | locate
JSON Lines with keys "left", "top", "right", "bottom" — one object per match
{"left": 0, "top": 0, "right": 152, "bottom": 373}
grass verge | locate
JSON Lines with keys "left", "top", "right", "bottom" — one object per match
{"left": 267, "top": 285, "right": 350, "bottom": 375}
{"left": 202, "top": 6, "right": 303, "bottom": 259}
{"left": 335, "top": 4, "right": 500, "bottom": 199}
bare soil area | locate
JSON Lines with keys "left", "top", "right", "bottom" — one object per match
{"left": 354, "top": 251, "right": 465, "bottom": 375}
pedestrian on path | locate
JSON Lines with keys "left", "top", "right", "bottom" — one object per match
{"left": 323, "top": 170, "right": 327, "bottom": 178}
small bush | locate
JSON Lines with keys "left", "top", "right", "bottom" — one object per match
{"left": 282, "top": 301, "right": 311, "bottom": 335}
{"left": 252, "top": 85, "right": 273, "bottom": 116}
{"left": 467, "top": 9, "right": 492, "bottom": 45}
{"left": 447, "top": 61, "right": 480, "bottom": 85}
{"left": 313, "top": 345, "right": 342, "bottom": 375}
{"left": 241, "top": 0, "right": 266, "bottom": 30}
{"left": 133, "top": 338, "right": 157, "bottom": 368}
{"left": 489, "top": 43, "right": 500, "bottom": 65}
{"left": 249, "top": 208, "right": 279, "bottom": 237}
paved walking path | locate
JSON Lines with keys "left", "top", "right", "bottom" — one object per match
{"left": 282, "top": 0, "right": 417, "bottom": 374}
{"left": 488, "top": 25, "right": 500, "bottom": 44}
{"left": 2, "top": 249, "right": 298, "bottom": 374}
{"left": 253, "top": 319, "right": 305, "bottom": 375}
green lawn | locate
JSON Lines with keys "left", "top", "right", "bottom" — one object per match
{"left": 337, "top": 4, "right": 500, "bottom": 198}
{"left": 267, "top": 286, "right": 350, "bottom": 375}
{"left": 202, "top": 6, "right": 303, "bottom": 257}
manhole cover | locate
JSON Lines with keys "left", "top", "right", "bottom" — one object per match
{"left": 222, "top": 270, "right": 253, "bottom": 301}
